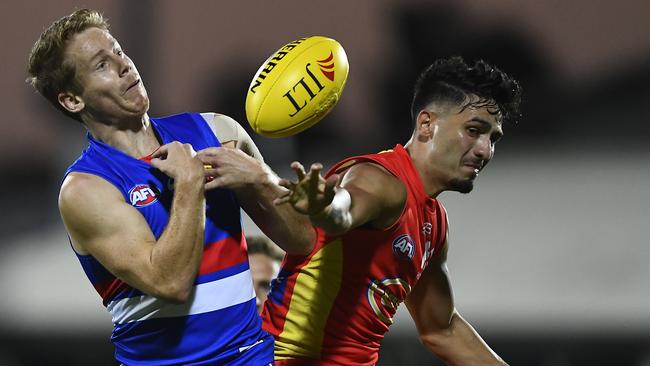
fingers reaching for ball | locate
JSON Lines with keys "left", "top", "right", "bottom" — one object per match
{"left": 274, "top": 161, "right": 338, "bottom": 217}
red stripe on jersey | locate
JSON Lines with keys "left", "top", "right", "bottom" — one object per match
{"left": 96, "top": 278, "right": 131, "bottom": 305}
{"left": 199, "top": 235, "right": 248, "bottom": 275}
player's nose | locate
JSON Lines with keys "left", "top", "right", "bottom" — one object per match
{"left": 473, "top": 135, "right": 493, "bottom": 161}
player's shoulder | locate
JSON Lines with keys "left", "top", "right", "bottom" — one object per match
{"left": 59, "top": 173, "right": 124, "bottom": 213}
{"left": 199, "top": 112, "right": 240, "bottom": 141}
{"left": 342, "top": 161, "right": 406, "bottom": 202}
{"left": 199, "top": 112, "right": 263, "bottom": 159}
{"left": 199, "top": 112, "right": 239, "bottom": 129}
{"left": 340, "top": 158, "right": 401, "bottom": 186}
{"left": 346, "top": 160, "right": 395, "bottom": 179}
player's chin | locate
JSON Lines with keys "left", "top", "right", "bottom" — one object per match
{"left": 448, "top": 177, "right": 474, "bottom": 194}
{"left": 125, "top": 97, "right": 150, "bottom": 116}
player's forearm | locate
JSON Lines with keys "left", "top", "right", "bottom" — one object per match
{"left": 421, "top": 312, "right": 507, "bottom": 366}
{"left": 243, "top": 176, "right": 315, "bottom": 256}
{"left": 309, "top": 188, "right": 354, "bottom": 236}
{"left": 149, "top": 178, "right": 206, "bottom": 302}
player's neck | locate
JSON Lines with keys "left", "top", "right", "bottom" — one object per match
{"left": 86, "top": 114, "right": 160, "bottom": 158}
{"left": 404, "top": 140, "right": 445, "bottom": 198}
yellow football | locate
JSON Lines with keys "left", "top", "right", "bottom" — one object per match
{"left": 245, "top": 36, "right": 349, "bottom": 138}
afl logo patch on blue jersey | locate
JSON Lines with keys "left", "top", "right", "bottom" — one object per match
{"left": 392, "top": 234, "right": 415, "bottom": 261}
{"left": 128, "top": 184, "right": 158, "bottom": 207}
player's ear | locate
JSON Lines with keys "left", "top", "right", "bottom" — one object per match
{"left": 58, "top": 91, "right": 85, "bottom": 114}
{"left": 415, "top": 110, "right": 435, "bottom": 142}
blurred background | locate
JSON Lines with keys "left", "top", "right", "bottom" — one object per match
{"left": 1, "top": 0, "right": 649, "bottom": 365}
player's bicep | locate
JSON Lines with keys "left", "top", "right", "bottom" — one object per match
{"left": 339, "top": 163, "right": 406, "bottom": 230}
{"left": 340, "top": 183, "right": 384, "bottom": 229}
{"left": 232, "top": 119, "right": 263, "bottom": 160}
{"left": 405, "top": 242, "right": 455, "bottom": 334}
{"left": 59, "top": 174, "right": 157, "bottom": 287}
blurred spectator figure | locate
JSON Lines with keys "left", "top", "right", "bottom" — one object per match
{"left": 246, "top": 235, "right": 284, "bottom": 313}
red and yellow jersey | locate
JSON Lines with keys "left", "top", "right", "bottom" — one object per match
{"left": 262, "top": 144, "right": 448, "bottom": 365}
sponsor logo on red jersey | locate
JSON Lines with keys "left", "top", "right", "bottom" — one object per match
{"left": 128, "top": 184, "right": 158, "bottom": 207}
{"left": 367, "top": 278, "right": 410, "bottom": 326}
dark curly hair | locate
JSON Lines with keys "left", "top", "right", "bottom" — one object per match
{"left": 411, "top": 56, "right": 522, "bottom": 124}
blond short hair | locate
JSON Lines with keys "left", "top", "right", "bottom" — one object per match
{"left": 27, "top": 9, "right": 109, "bottom": 122}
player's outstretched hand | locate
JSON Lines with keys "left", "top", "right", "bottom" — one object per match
{"left": 275, "top": 161, "right": 339, "bottom": 216}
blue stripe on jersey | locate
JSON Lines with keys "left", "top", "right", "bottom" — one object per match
{"left": 107, "top": 287, "right": 143, "bottom": 304}
{"left": 113, "top": 298, "right": 272, "bottom": 366}
{"left": 74, "top": 250, "right": 145, "bottom": 305}
{"left": 196, "top": 261, "right": 249, "bottom": 285}
{"left": 204, "top": 222, "right": 235, "bottom": 245}
{"left": 74, "top": 250, "right": 113, "bottom": 287}
{"left": 205, "top": 187, "right": 243, "bottom": 242}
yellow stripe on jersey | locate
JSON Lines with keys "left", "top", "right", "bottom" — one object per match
{"left": 275, "top": 239, "right": 343, "bottom": 359}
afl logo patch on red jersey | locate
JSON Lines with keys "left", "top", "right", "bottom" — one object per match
{"left": 128, "top": 184, "right": 158, "bottom": 207}
{"left": 392, "top": 234, "right": 415, "bottom": 261}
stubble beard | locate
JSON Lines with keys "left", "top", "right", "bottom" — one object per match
{"left": 448, "top": 177, "right": 474, "bottom": 194}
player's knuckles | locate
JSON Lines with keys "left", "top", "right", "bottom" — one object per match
{"left": 182, "top": 143, "right": 197, "bottom": 156}
{"left": 204, "top": 181, "right": 219, "bottom": 190}
{"left": 199, "top": 147, "right": 219, "bottom": 155}
{"left": 207, "top": 176, "right": 227, "bottom": 188}
{"left": 167, "top": 141, "right": 183, "bottom": 149}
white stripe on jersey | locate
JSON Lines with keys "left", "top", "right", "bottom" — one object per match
{"left": 107, "top": 269, "right": 255, "bottom": 324}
